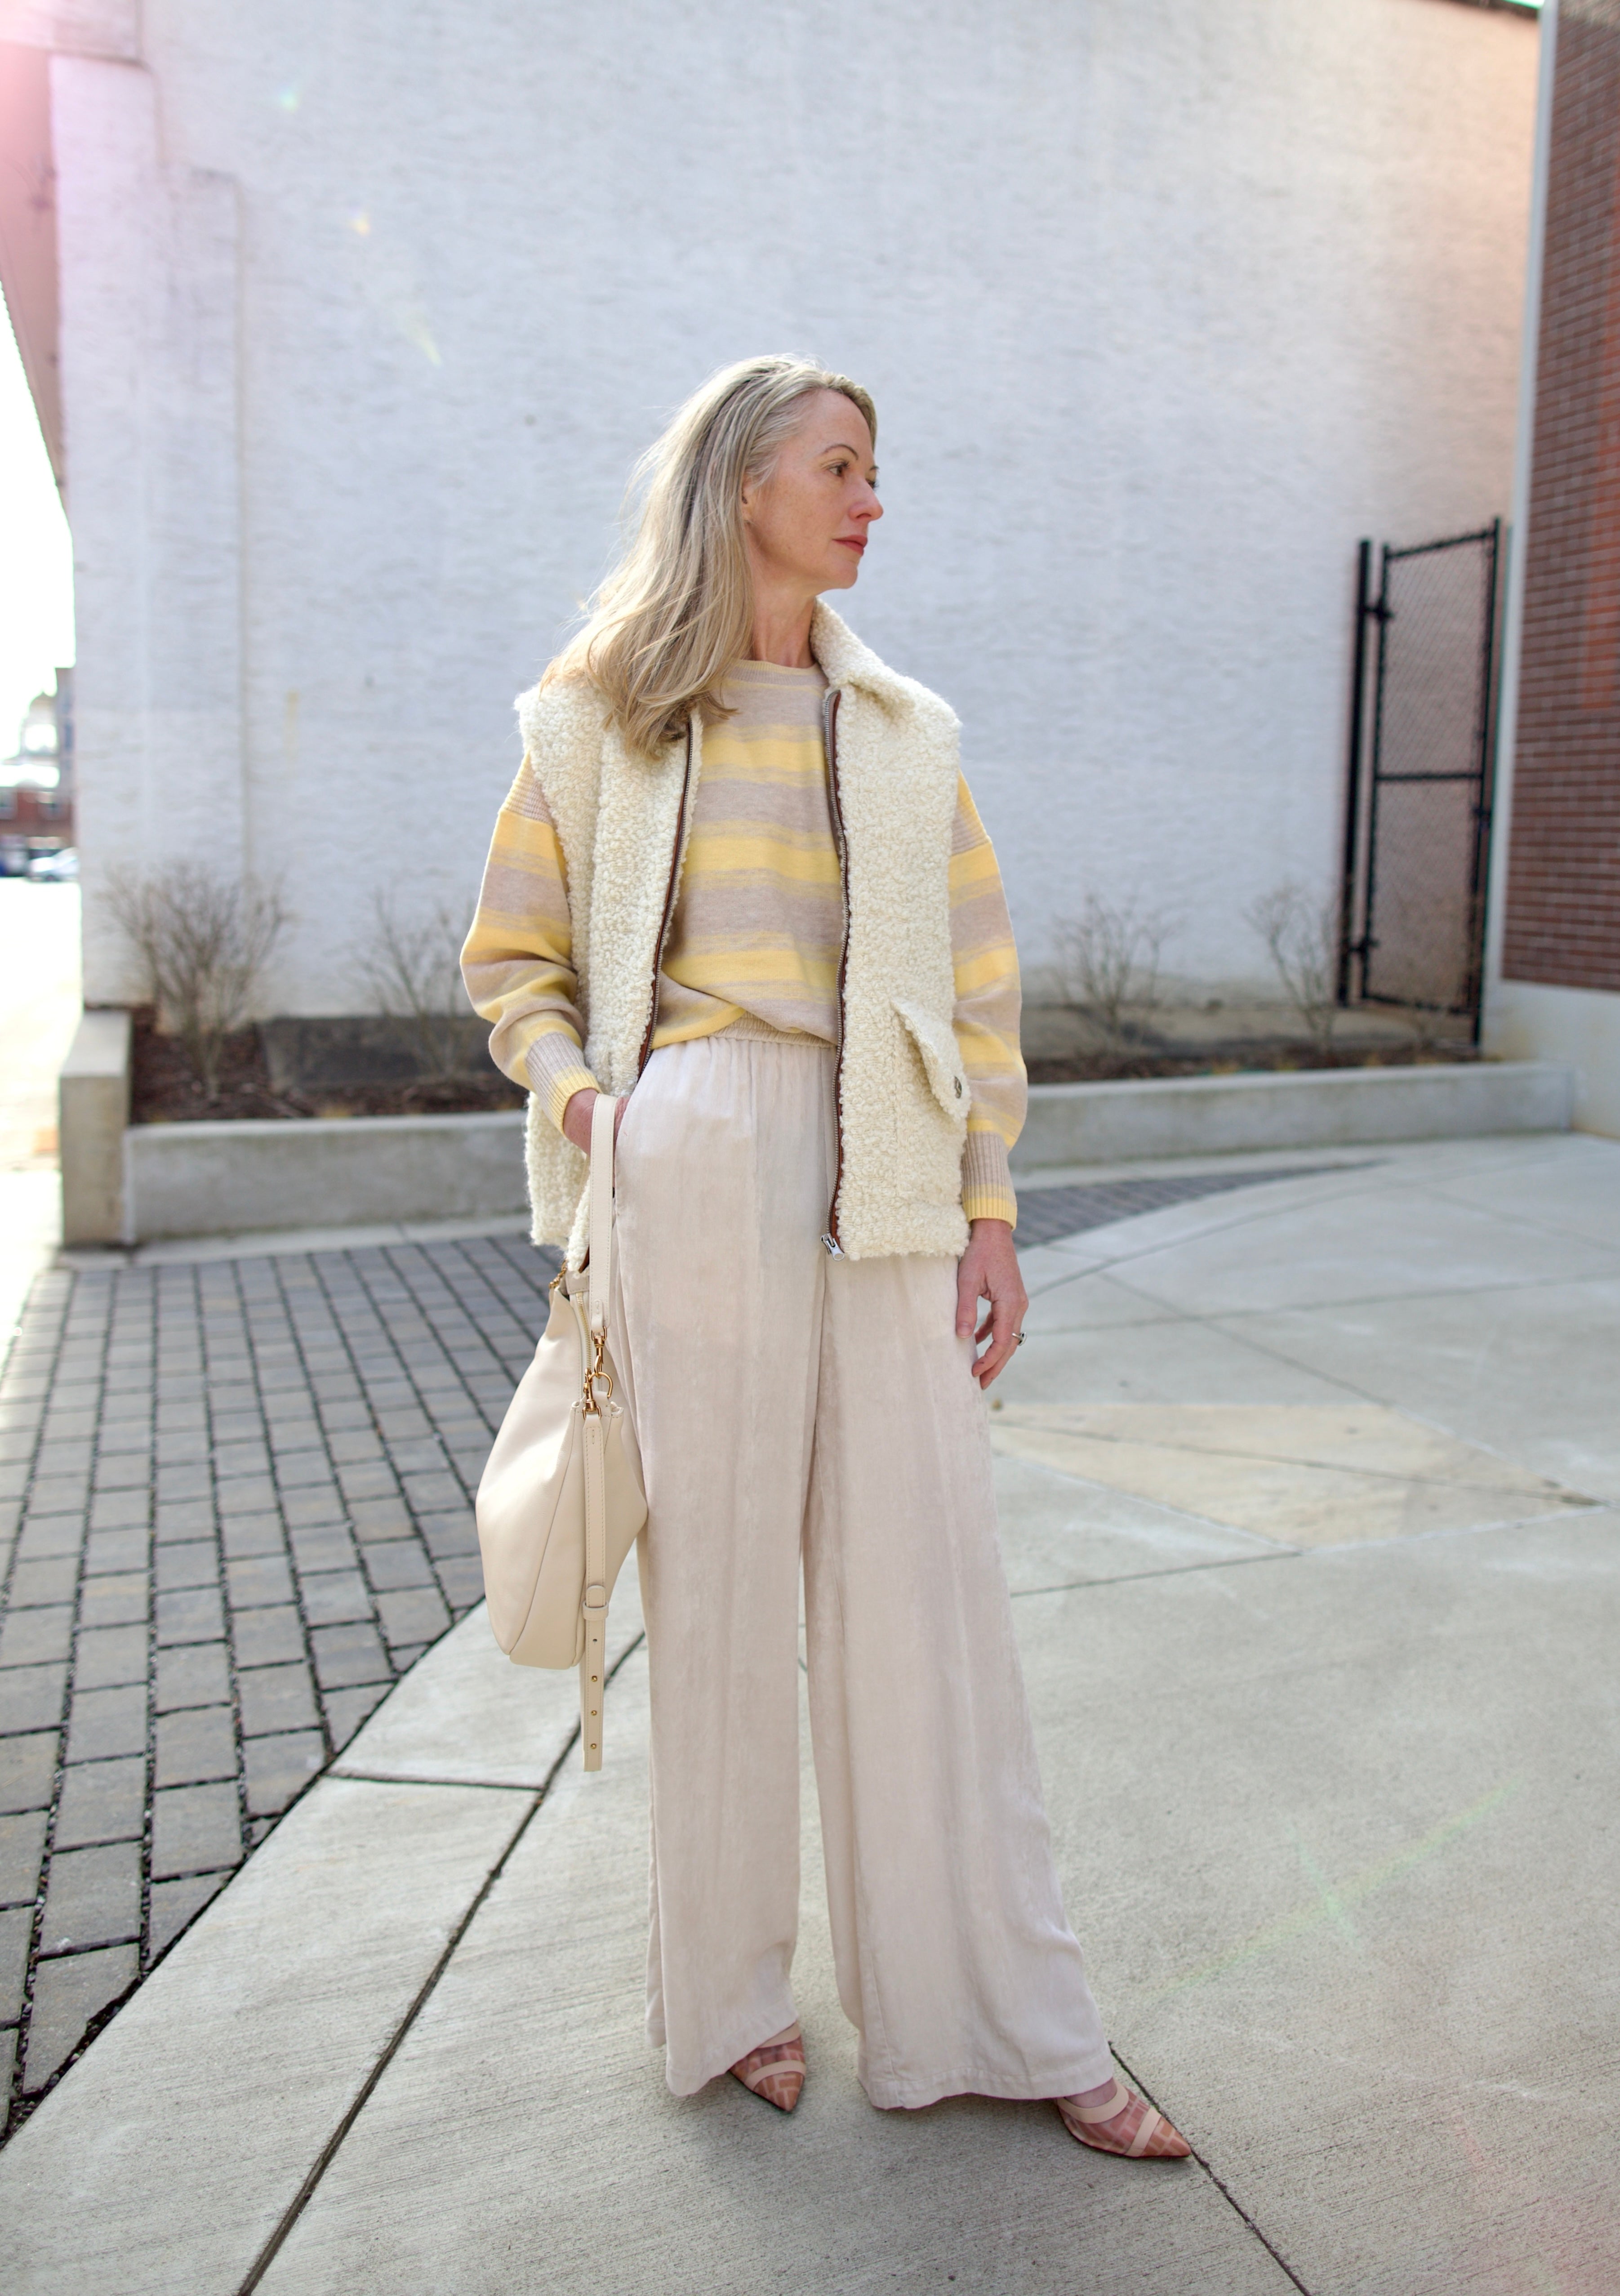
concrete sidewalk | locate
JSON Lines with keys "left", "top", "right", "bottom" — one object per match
{"left": 3, "top": 1132, "right": 1619, "bottom": 2292}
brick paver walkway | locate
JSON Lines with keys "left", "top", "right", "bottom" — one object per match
{"left": 0, "top": 1231, "right": 560, "bottom": 2136}
{"left": 0, "top": 1161, "right": 1350, "bottom": 2140}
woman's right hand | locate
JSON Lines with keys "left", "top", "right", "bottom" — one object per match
{"left": 562, "top": 1088, "right": 628, "bottom": 1155}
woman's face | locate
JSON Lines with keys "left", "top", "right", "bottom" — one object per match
{"left": 740, "top": 389, "right": 882, "bottom": 598}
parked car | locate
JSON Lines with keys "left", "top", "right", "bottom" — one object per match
{"left": 27, "top": 848, "right": 78, "bottom": 883}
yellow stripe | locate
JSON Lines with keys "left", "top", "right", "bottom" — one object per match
{"left": 490, "top": 808, "right": 567, "bottom": 861}
{"left": 542, "top": 1061, "right": 599, "bottom": 1132}
{"left": 949, "top": 843, "right": 1004, "bottom": 894}
{"left": 650, "top": 1005, "right": 745, "bottom": 1048}
{"left": 678, "top": 834, "right": 843, "bottom": 886}
{"left": 952, "top": 943, "right": 1018, "bottom": 999}
{"left": 668, "top": 947, "right": 839, "bottom": 983}
{"left": 703, "top": 727, "right": 830, "bottom": 758}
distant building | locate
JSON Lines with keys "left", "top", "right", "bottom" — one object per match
{"left": 1485, "top": 0, "right": 1620, "bottom": 1133}
{"left": 0, "top": 1, "right": 1539, "bottom": 1034}
{"left": 0, "top": 674, "right": 73, "bottom": 875}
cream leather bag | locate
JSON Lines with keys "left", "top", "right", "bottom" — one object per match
{"left": 475, "top": 1095, "right": 646, "bottom": 1770}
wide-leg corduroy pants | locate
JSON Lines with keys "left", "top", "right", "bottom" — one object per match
{"left": 609, "top": 1025, "right": 1113, "bottom": 2110}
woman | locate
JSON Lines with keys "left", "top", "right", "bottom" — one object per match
{"left": 463, "top": 355, "right": 1188, "bottom": 2162}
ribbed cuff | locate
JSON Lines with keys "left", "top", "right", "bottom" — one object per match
{"left": 524, "top": 1033, "right": 601, "bottom": 1135}
{"left": 961, "top": 1129, "right": 1017, "bottom": 1229}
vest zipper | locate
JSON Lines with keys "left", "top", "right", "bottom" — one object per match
{"left": 634, "top": 720, "right": 694, "bottom": 1082}
{"left": 821, "top": 687, "right": 848, "bottom": 1257}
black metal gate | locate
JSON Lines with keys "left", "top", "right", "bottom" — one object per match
{"left": 1338, "top": 522, "right": 1503, "bottom": 1033}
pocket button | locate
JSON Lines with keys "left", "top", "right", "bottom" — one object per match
{"left": 953, "top": 1077, "right": 963, "bottom": 1097}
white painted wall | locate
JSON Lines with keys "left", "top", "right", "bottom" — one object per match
{"left": 52, "top": 0, "right": 1538, "bottom": 1013}
{"left": 53, "top": 56, "right": 244, "bottom": 896}
{"left": 1486, "top": 981, "right": 1620, "bottom": 1138}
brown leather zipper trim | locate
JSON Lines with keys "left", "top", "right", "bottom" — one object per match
{"left": 635, "top": 720, "right": 694, "bottom": 1083}
{"left": 823, "top": 687, "right": 849, "bottom": 1251}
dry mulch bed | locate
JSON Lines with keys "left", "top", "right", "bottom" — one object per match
{"left": 131, "top": 1016, "right": 1480, "bottom": 1121}
{"left": 130, "top": 1014, "right": 525, "bottom": 1124}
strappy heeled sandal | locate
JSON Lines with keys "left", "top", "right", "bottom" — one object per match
{"left": 1057, "top": 2077, "right": 1190, "bottom": 2159}
{"left": 729, "top": 2024, "right": 806, "bottom": 2113}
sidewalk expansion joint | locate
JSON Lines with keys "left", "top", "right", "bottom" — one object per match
{"left": 235, "top": 1631, "right": 645, "bottom": 2295}
{"left": 1112, "top": 2049, "right": 1313, "bottom": 2296}
{"left": 1009, "top": 1550, "right": 1302, "bottom": 1601}
{"left": 327, "top": 1769, "right": 547, "bottom": 1793}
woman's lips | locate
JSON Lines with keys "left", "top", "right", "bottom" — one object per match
{"left": 836, "top": 535, "right": 867, "bottom": 552}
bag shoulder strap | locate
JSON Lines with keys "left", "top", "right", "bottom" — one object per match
{"left": 580, "top": 1093, "right": 620, "bottom": 1773}
{"left": 587, "top": 1093, "right": 617, "bottom": 1338}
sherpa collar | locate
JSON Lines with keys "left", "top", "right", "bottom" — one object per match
{"left": 809, "top": 599, "right": 922, "bottom": 713}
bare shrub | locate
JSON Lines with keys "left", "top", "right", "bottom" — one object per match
{"left": 106, "top": 863, "right": 288, "bottom": 1100}
{"left": 1401, "top": 997, "right": 1468, "bottom": 1057}
{"left": 1055, "top": 895, "right": 1171, "bottom": 1062}
{"left": 356, "top": 890, "right": 475, "bottom": 1083}
{"left": 1246, "top": 883, "right": 1339, "bottom": 1050}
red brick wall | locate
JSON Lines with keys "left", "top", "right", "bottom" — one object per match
{"left": 0, "top": 788, "right": 71, "bottom": 836}
{"left": 1501, "top": 0, "right": 1620, "bottom": 991}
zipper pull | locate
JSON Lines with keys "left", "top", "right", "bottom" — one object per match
{"left": 820, "top": 1233, "right": 844, "bottom": 1258}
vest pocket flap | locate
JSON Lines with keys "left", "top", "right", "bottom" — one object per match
{"left": 892, "top": 998, "right": 969, "bottom": 1123}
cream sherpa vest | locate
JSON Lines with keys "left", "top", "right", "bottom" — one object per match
{"left": 517, "top": 601, "right": 971, "bottom": 1266}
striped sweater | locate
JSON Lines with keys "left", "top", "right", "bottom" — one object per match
{"left": 463, "top": 660, "right": 1025, "bottom": 1225}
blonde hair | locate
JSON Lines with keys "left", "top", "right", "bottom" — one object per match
{"left": 545, "top": 355, "right": 877, "bottom": 757}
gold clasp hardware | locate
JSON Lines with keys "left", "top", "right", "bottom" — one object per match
{"left": 582, "top": 1324, "right": 614, "bottom": 1415}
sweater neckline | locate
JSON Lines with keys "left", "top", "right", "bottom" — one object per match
{"left": 729, "top": 658, "right": 828, "bottom": 682}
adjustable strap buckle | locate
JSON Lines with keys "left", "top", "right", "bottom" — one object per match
{"left": 581, "top": 1325, "right": 614, "bottom": 1414}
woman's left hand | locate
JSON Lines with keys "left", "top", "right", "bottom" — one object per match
{"left": 956, "top": 1218, "right": 1028, "bottom": 1388}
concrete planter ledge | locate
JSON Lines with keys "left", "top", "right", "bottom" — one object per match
{"left": 1011, "top": 1059, "right": 1575, "bottom": 1171}
{"left": 123, "top": 1108, "right": 527, "bottom": 1244}
{"left": 88, "top": 1061, "right": 1574, "bottom": 1244}
{"left": 59, "top": 1009, "right": 133, "bottom": 1244}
